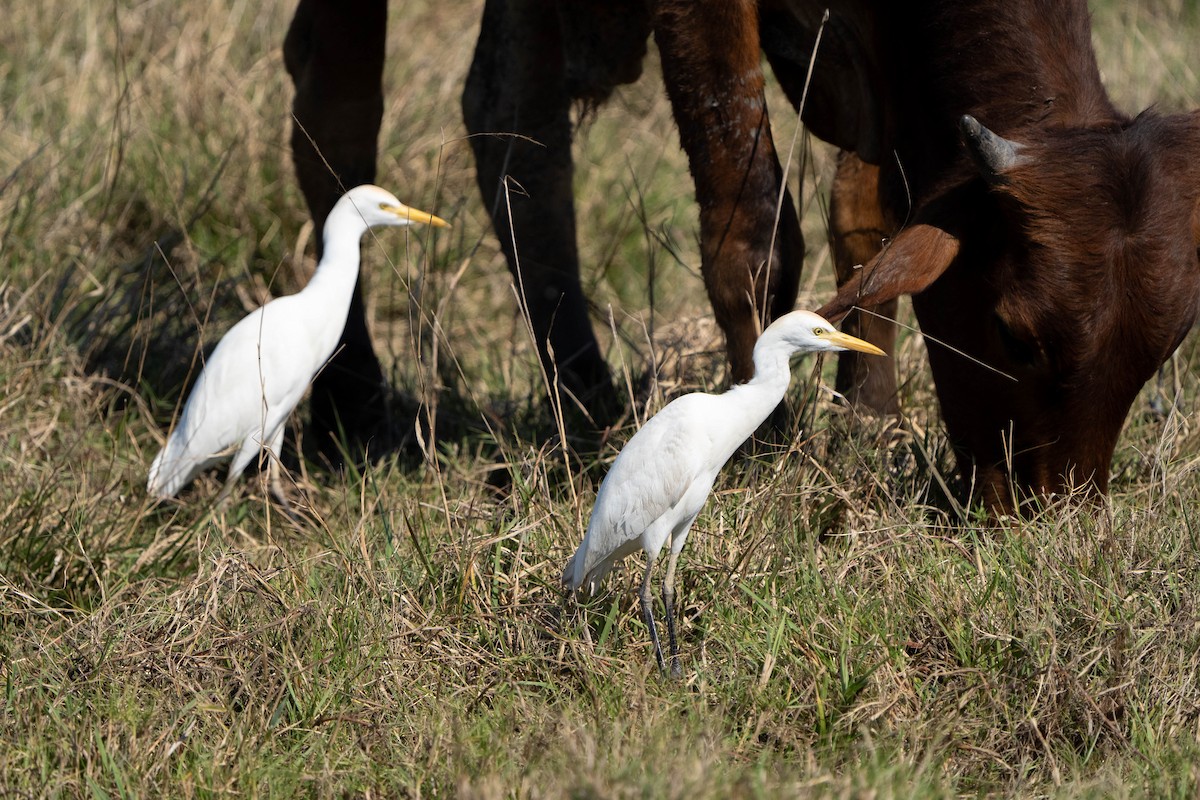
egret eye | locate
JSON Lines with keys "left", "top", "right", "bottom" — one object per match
{"left": 146, "top": 184, "right": 445, "bottom": 503}
{"left": 563, "top": 305, "right": 885, "bottom": 676}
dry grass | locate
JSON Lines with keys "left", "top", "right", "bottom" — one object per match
{"left": 1, "top": 0, "right": 1199, "bottom": 796}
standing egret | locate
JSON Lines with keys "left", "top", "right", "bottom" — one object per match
{"left": 562, "top": 310, "right": 885, "bottom": 675}
{"left": 147, "top": 184, "right": 448, "bottom": 506}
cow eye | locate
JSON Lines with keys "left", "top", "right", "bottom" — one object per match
{"left": 995, "top": 315, "right": 1042, "bottom": 367}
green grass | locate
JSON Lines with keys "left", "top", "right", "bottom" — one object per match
{"left": 2, "top": 0, "right": 1200, "bottom": 796}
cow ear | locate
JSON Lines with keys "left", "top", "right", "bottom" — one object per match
{"left": 817, "top": 223, "right": 960, "bottom": 321}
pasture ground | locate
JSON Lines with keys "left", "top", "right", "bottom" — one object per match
{"left": 2, "top": 0, "right": 1199, "bottom": 796}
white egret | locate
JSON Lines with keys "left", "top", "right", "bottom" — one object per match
{"left": 147, "top": 184, "right": 448, "bottom": 506}
{"left": 562, "top": 310, "right": 885, "bottom": 675}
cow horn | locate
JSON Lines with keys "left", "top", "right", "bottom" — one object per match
{"left": 960, "top": 115, "right": 1022, "bottom": 181}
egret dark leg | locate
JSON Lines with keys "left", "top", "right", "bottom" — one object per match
{"left": 639, "top": 560, "right": 668, "bottom": 674}
{"left": 661, "top": 548, "right": 683, "bottom": 678}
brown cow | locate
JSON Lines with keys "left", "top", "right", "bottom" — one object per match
{"left": 285, "top": 0, "right": 1200, "bottom": 510}
{"left": 793, "top": 2, "right": 1200, "bottom": 509}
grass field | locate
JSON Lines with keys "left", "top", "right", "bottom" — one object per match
{"left": 3, "top": 1, "right": 1200, "bottom": 796}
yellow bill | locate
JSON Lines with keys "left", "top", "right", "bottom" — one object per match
{"left": 817, "top": 329, "right": 887, "bottom": 356}
{"left": 384, "top": 203, "right": 450, "bottom": 228}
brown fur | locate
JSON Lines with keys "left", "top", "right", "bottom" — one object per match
{"left": 656, "top": 0, "right": 803, "bottom": 382}
{"left": 805, "top": 3, "right": 1200, "bottom": 508}
{"left": 286, "top": 0, "right": 1200, "bottom": 510}
{"left": 827, "top": 154, "right": 896, "bottom": 416}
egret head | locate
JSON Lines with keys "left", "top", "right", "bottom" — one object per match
{"left": 339, "top": 184, "right": 450, "bottom": 230}
{"left": 765, "top": 310, "right": 887, "bottom": 357}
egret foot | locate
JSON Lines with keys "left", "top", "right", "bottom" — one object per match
{"left": 144, "top": 186, "right": 446, "bottom": 502}
{"left": 559, "top": 312, "right": 884, "bottom": 685}
{"left": 269, "top": 485, "right": 298, "bottom": 518}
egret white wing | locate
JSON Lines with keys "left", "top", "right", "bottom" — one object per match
{"left": 566, "top": 393, "right": 723, "bottom": 591}
{"left": 147, "top": 296, "right": 332, "bottom": 497}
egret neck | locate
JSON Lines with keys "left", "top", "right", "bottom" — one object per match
{"left": 711, "top": 323, "right": 808, "bottom": 458}
{"left": 300, "top": 206, "right": 374, "bottom": 356}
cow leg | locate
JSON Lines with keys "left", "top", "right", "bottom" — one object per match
{"left": 284, "top": 0, "right": 387, "bottom": 463}
{"left": 655, "top": 0, "right": 804, "bottom": 384}
{"left": 463, "top": 1, "right": 649, "bottom": 429}
{"left": 830, "top": 151, "right": 900, "bottom": 414}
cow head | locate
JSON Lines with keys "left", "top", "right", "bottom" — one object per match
{"left": 821, "top": 113, "right": 1200, "bottom": 511}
